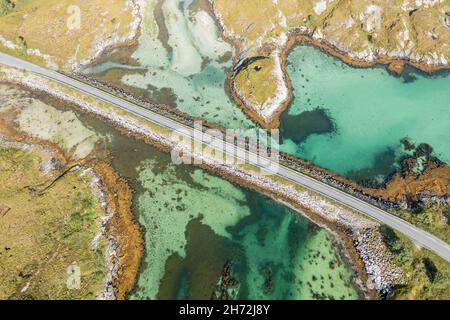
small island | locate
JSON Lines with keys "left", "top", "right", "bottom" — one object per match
{"left": 210, "top": 0, "right": 450, "bottom": 128}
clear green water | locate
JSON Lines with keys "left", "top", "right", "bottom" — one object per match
{"left": 280, "top": 45, "right": 450, "bottom": 182}
{"left": 130, "top": 157, "right": 360, "bottom": 300}
{"left": 76, "top": 1, "right": 450, "bottom": 298}
{"left": 85, "top": 0, "right": 450, "bottom": 186}
{"left": 85, "top": 0, "right": 255, "bottom": 131}
{"left": 55, "top": 99, "right": 360, "bottom": 300}
{"left": 76, "top": 0, "right": 450, "bottom": 298}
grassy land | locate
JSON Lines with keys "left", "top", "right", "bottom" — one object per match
{"left": 212, "top": 0, "right": 450, "bottom": 56}
{"left": 2, "top": 64, "right": 449, "bottom": 299}
{"left": 0, "top": 144, "right": 109, "bottom": 299}
{"left": 392, "top": 206, "right": 450, "bottom": 245}
{"left": 0, "top": 0, "right": 135, "bottom": 69}
{"left": 234, "top": 57, "right": 280, "bottom": 109}
{"left": 379, "top": 225, "right": 450, "bottom": 299}
{"left": 211, "top": 0, "right": 450, "bottom": 124}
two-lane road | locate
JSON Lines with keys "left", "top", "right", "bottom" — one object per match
{"left": 1, "top": 52, "right": 449, "bottom": 262}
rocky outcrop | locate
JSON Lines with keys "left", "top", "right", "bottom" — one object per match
{"left": 209, "top": 0, "right": 450, "bottom": 128}
{"left": 0, "top": 66, "right": 408, "bottom": 296}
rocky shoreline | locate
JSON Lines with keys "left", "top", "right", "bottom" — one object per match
{"left": 226, "top": 29, "right": 450, "bottom": 129}
{"left": 207, "top": 0, "right": 450, "bottom": 130}
{"left": 74, "top": 0, "right": 142, "bottom": 72}
{"left": 0, "top": 67, "right": 407, "bottom": 297}
{"left": 72, "top": 71, "right": 450, "bottom": 224}
{"left": 3, "top": 0, "right": 448, "bottom": 299}
{"left": 90, "top": 161, "right": 143, "bottom": 300}
{"left": 0, "top": 135, "right": 118, "bottom": 299}
{"left": 0, "top": 85, "right": 143, "bottom": 300}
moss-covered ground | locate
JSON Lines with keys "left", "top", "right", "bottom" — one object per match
{"left": 0, "top": 144, "right": 108, "bottom": 299}
{"left": 0, "top": 0, "right": 136, "bottom": 69}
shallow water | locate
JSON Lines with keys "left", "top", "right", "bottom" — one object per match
{"left": 0, "top": 84, "right": 99, "bottom": 160}
{"left": 0, "top": 81, "right": 361, "bottom": 299}
{"left": 280, "top": 45, "right": 450, "bottom": 183}
{"left": 85, "top": 0, "right": 450, "bottom": 187}
{"left": 130, "top": 159, "right": 360, "bottom": 300}
{"left": 12, "top": 87, "right": 360, "bottom": 299}
{"left": 85, "top": 0, "right": 255, "bottom": 131}
{"left": 23, "top": 88, "right": 359, "bottom": 300}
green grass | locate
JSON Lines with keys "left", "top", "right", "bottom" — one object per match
{"left": 391, "top": 205, "right": 450, "bottom": 244}
{"left": 380, "top": 225, "right": 450, "bottom": 299}
{"left": 0, "top": 144, "right": 108, "bottom": 299}
{"left": 234, "top": 57, "right": 280, "bottom": 107}
{"left": 0, "top": 0, "right": 14, "bottom": 17}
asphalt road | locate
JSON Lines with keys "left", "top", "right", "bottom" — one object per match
{"left": 1, "top": 52, "right": 449, "bottom": 262}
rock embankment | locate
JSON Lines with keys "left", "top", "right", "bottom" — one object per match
{"left": 0, "top": 66, "right": 405, "bottom": 296}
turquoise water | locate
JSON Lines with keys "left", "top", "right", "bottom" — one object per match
{"left": 64, "top": 104, "right": 360, "bottom": 300}
{"left": 85, "top": 0, "right": 255, "bottom": 131}
{"left": 280, "top": 45, "right": 450, "bottom": 183}
{"left": 131, "top": 157, "right": 360, "bottom": 300}
{"left": 86, "top": 1, "right": 450, "bottom": 186}
{"left": 230, "top": 194, "right": 360, "bottom": 300}
{"left": 73, "top": 0, "right": 450, "bottom": 299}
